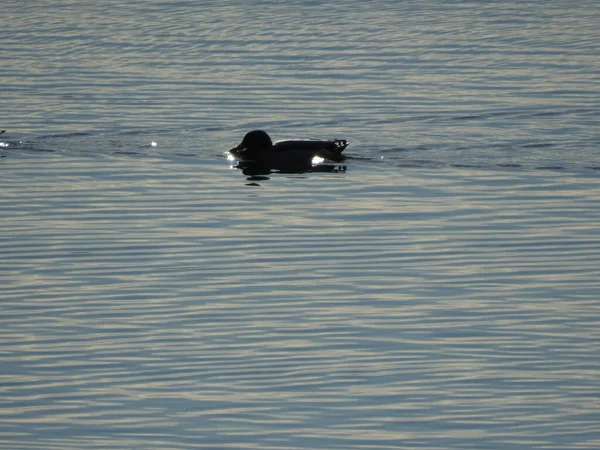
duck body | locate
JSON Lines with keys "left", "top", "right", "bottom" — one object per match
{"left": 228, "top": 130, "right": 348, "bottom": 173}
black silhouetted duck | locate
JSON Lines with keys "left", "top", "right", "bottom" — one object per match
{"left": 228, "top": 130, "right": 348, "bottom": 173}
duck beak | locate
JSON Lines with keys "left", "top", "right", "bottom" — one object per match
{"left": 230, "top": 142, "right": 246, "bottom": 154}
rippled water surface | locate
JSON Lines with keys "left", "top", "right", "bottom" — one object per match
{"left": 2, "top": 1, "right": 600, "bottom": 449}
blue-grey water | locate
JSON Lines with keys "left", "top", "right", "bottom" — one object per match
{"left": 2, "top": 1, "right": 600, "bottom": 449}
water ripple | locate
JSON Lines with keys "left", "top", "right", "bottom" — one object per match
{"left": 2, "top": 0, "right": 600, "bottom": 448}
{"left": 2, "top": 153, "right": 600, "bottom": 449}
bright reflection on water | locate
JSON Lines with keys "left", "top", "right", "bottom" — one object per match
{"left": 1, "top": 0, "right": 600, "bottom": 449}
{"left": 311, "top": 155, "right": 325, "bottom": 165}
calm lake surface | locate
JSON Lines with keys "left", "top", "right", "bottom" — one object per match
{"left": 2, "top": 1, "right": 600, "bottom": 449}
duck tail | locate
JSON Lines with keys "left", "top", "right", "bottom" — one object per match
{"left": 333, "top": 139, "right": 348, "bottom": 153}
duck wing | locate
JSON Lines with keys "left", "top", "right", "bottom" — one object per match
{"left": 273, "top": 139, "right": 348, "bottom": 161}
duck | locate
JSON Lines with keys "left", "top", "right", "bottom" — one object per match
{"left": 228, "top": 130, "right": 348, "bottom": 173}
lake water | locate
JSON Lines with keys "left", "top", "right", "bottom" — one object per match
{"left": 1, "top": 1, "right": 600, "bottom": 449}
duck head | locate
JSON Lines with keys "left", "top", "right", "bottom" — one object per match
{"left": 230, "top": 130, "right": 273, "bottom": 157}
